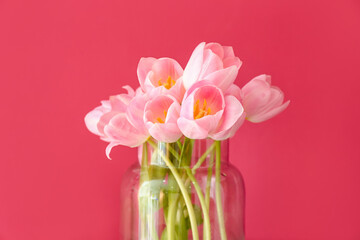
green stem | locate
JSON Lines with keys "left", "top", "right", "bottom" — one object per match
{"left": 178, "top": 137, "right": 190, "bottom": 167}
{"left": 185, "top": 167, "right": 211, "bottom": 240}
{"left": 147, "top": 214, "right": 160, "bottom": 240}
{"left": 139, "top": 143, "right": 148, "bottom": 239}
{"left": 204, "top": 149, "right": 214, "bottom": 240}
{"left": 147, "top": 140, "right": 200, "bottom": 240}
{"left": 176, "top": 139, "right": 183, "bottom": 149}
{"left": 192, "top": 142, "right": 216, "bottom": 173}
{"left": 215, "top": 141, "right": 227, "bottom": 240}
{"left": 167, "top": 194, "right": 179, "bottom": 240}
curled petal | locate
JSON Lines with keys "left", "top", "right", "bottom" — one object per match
{"left": 105, "top": 142, "right": 122, "bottom": 160}
{"left": 122, "top": 85, "right": 135, "bottom": 97}
{"left": 104, "top": 113, "right": 148, "bottom": 148}
{"left": 84, "top": 105, "right": 110, "bottom": 136}
{"left": 210, "top": 96, "right": 245, "bottom": 140}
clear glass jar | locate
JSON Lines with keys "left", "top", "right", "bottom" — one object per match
{"left": 120, "top": 138, "right": 245, "bottom": 240}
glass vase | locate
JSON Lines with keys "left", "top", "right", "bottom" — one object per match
{"left": 120, "top": 138, "right": 245, "bottom": 240}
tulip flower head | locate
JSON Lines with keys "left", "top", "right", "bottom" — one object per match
{"left": 85, "top": 42, "right": 289, "bottom": 159}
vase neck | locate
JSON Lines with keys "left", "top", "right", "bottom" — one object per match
{"left": 192, "top": 139, "right": 229, "bottom": 166}
{"left": 143, "top": 138, "right": 229, "bottom": 168}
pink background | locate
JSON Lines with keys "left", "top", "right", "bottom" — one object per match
{"left": 1, "top": 0, "right": 360, "bottom": 239}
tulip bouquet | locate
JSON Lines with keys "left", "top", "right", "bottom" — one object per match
{"left": 85, "top": 42, "right": 289, "bottom": 240}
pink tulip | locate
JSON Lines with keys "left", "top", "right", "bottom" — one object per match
{"left": 177, "top": 81, "right": 245, "bottom": 140}
{"left": 242, "top": 74, "right": 290, "bottom": 123}
{"left": 84, "top": 86, "right": 135, "bottom": 138}
{"left": 144, "top": 95, "right": 182, "bottom": 142}
{"left": 182, "top": 42, "right": 242, "bottom": 91}
{"left": 137, "top": 57, "right": 185, "bottom": 101}
{"left": 84, "top": 86, "right": 149, "bottom": 159}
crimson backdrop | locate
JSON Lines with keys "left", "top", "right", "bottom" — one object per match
{"left": 1, "top": 0, "right": 360, "bottom": 239}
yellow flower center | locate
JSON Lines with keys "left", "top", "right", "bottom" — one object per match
{"left": 156, "top": 110, "right": 168, "bottom": 123}
{"left": 158, "top": 76, "right": 176, "bottom": 90}
{"left": 194, "top": 99, "right": 211, "bottom": 119}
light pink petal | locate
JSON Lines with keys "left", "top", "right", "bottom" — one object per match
{"left": 183, "top": 42, "right": 206, "bottom": 90}
{"left": 180, "top": 90, "right": 196, "bottom": 119}
{"left": 177, "top": 117, "right": 209, "bottom": 139}
{"left": 242, "top": 74, "right": 270, "bottom": 95}
{"left": 126, "top": 95, "right": 147, "bottom": 132}
{"left": 105, "top": 142, "right": 122, "bottom": 160}
{"left": 248, "top": 100, "right": 290, "bottom": 123}
{"left": 210, "top": 96, "right": 245, "bottom": 140}
{"left": 225, "top": 84, "right": 243, "bottom": 101}
{"left": 222, "top": 46, "right": 235, "bottom": 59}
{"left": 165, "top": 100, "right": 181, "bottom": 123}
{"left": 193, "top": 85, "right": 225, "bottom": 112}
{"left": 195, "top": 109, "right": 224, "bottom": 134}
{"left": 150, "top": 58, "right": 183, "bottom": 81}
{"left": 144, "top": 95, "right": 174, "bottom": 124}
{"left": 97, "top": 111, "right": 119, "bottom": 135}
{"left": 211, "top": 112, "right": 246, "bottom": 140}
{"left": 223, "top": 57, "right": 242, "bottom": 69}
{"left": 148, "top": 123, "right": 182, "bottom": 142}
{"left": 205, "top": 43, "right": 224, "bottom": 59}
{"left": 242, "top": 78, "right": 272, "bottom": 115}
{"left": 137, "top": 57, "right": 157, "bottom": 91}
{"left": 166, "top": 76, "right": 186, "bottom": 102}
{"left": 242, "top": 74, "right": 289, "bottom": 123}
{"left": 182, "top": 80, "right": 213, "bottom": 100}
{"left": 198, "top": 49, "right": 223, "bottom": 79}
{"left": 122, "top": 85, "right": 135, "bottom": 97}
{"left": 109, "top": 95, "right": 129, "bottom": 112}
{"left": 144, "top": 95, "right": 181, "bottom": 142}
{"left": 104, "top": 113, "right": 148, "bottom": 147}
{"left": 252, "top": 87, "right": 285, "bottom": 116}
{"left": 84, "top": 105, "right": 110, "bottom": 136}
{"left": 100, "top": 100, "right": 111, "bottom": 109}
{"left": 135, "top": 87, "right": 144, "bottom": 96}
{"left": 203, "top": 66, "right": 238, "bottom": 91}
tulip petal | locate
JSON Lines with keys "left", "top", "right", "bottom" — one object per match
{"left": 150, "top": 58, "right": 183, "bottom": 82}
{"left": 177, "top": 117, "right": 209, "bottom": 139}
{"left": 84, "top": 105, "right": 110, "bottom": 136}
{"left": 203, "top": 65, "right": 238, "bottom": 91}
{"left": 198, "top": 49, "right": 223, "bottom": 79}
{"left": 104, "top": 113, "right": 148, "bottom": 147}
{"left": 149, "top": 123, "right": 182, "bottom": 142}
{"left": 225, "top": 84, "right": 243, "bottom": 101}
{"left": 248, "top": 100, "right": 290, "bottom": 123}
{"left": 223, "top": 57, "right": 242, "bottom": 69}
{"left": 105, "top": 142, "right": 122, "bottom": 160}
{"left": 126, "top": 95, "right": 147, "bottom": 132}
{"left": 183, "top": 42, "right": 206, "bottom": 89}
{"left": 137, "top": 57, "right": 157, "bottom": 91}
{"left": 196, "top": 109, "right": 224, "bottom": 134}
{"left": 210, "top": 96, "right": 245, "bottom": 140}
{"left": 222, "top": 46, "right": 235, "bottom": 59}
{"left": 205, "top": 42, "right": 224, "bottom": 59}
{"left": 97, "top": 111, "right": 119, "bottom": 135}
